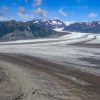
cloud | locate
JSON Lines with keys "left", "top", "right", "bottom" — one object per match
{"left": 17, "top": 7, "right": 32, "bottom": 20}
{"left": 0, "top": 16, "right": 8, "bottom": 21}
{"left": 58, "top": 9, "right": 67, "bottom": 17}
{"left": 17, "top": 13, "right": 30, "bottom": 19}
{"left": 88, "top": 13, "right": 98, "bottom": 18}
{"left": 54, "top": 17, "right": 60, "bottom": 19}
{"left": 0, "top": 16, "right": 4, "bottom": 21}
{"left": 35, "top": 7, "right": 48, "bottom": 18}
{"left": 0, "top": 6, "right": 8, "bottom": 16}
{"left": 0, "top": 6, "right": 8, "bottom": 21}
{"left": 64, "top": 21, "right": 74, "bottom": 26}
{"left": 0, "top": 11, "right": 3, "bottom": 16}
{"left": 33, "top": 0, "right": 42, "bottom": 6}
{"left": 18, "top": 7, "right": 26, "bottom": 14}
{"left": 3, "top": 6, "right": 8, "bottom": 12}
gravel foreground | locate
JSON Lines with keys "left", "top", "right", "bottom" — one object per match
{"left": 0, "top": 53, "right": 100, "bottom": 100}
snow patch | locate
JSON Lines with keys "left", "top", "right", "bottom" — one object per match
{"left": 52, "top": 21, "right": 62, "bottom": 25}
{"left": 33, "top": 21, "right": 39, "bottom": 23}
{"left": 53, "top": 27, "right": 64, "bottom": 32}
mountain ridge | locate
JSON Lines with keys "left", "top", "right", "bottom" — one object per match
{"left": 64, "top": 21, "right": 100, "bottom": 33}
{"left": 0, "top": 19, "right": 100, "bottom": 41}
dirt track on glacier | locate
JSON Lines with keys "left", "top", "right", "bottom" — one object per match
{"left": 0, "top": 53, "right": 100, "bottom": 100}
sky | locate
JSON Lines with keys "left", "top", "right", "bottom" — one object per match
{"left": 0, "top": 0, "right": 100, "bottom": 22}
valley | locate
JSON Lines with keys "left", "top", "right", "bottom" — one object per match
{"left": 0, "top": 32, "right": 99, "bottom": 100}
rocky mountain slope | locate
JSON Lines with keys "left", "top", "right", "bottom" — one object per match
{"left": 64, "top": 21, "right": 100, "bottom": 33}
{"left": 0, "top": 20, "right": 57, "bottom": 41}
{"left": 32, "top": 19, "right": 66, "bottom": 30}
{"left": 0, "top": 19, "right": 100, "bottom": 41}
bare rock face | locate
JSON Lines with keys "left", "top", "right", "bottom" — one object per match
{"left": 64, "top": 21, "right": 100, "bottom": 33}
{"left": 0, "top": 20, "right": 56, "bottom": 41}
{"left": 1, "top": 30, "right": 34, "bottom": 41}
{"left": 0, "top": 19, "right": 100, "bottom": 41}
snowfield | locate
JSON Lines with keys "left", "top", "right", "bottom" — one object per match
{"left": 0, "top": 32, "right": 100, "bottom": 76}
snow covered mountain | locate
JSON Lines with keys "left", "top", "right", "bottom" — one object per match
{"left": 32, "top": 19, "right": 100, "bottom": 33}
{"left": 0, "top": 20, "right": 55, "bottom": 41}
{"left": 31, "top": 19, "right": 66, "bottom": 31}
{"left": 64, "top": 21, "right": 100, "bottom": 33}
{"left": 0, "top": 19, "right": 67, "bottom": 41}
{"left": 0, "top": 19, "right": 100, "bottom": 41}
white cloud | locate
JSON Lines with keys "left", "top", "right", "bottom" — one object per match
{"left": 58, "top": 9, "right": 67, "bottom": 17}
{"left": 17, "top": 13, "right": 34, "bottom": 21}
{"left": 88, "top": 13, "right": 98, "bottom": 18}
{"left": 35, "top": 7, "right": 48, "bottom": 18}
{"left": 0, "top": 6, "right": 8, "bottom": 16}
{"left": 17, "top": 13, "right": 28, "bottom": 19}
{"left": 0, "top": 11, "right": 3, "bottom": 16}
{"left": 0, "top": 16, "right": 8, "bottom": 21}
{"left": 17, "top": 7, "right": 33, "bottom": 20}
{"left": 0, "top": 6, "right": 8, "bottom": 21}
{"left": 0, "top": 16, "right": 4, "bottom": 21}
{"left": 3, "top": 6, "right": 8, "bottom": 12}
{"left": 54, "top": 17, "right": 60, "bottom": 19}
{"left": 18, "top": 7, "right": 26, "bottom": 14}
{"left": 33, "top": 0, "right": 42, "bottom": 6}
{"left": 64, "top": 21, "right": 74, "bottom": 26}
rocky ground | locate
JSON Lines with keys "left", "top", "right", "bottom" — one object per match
{"left": 0, "top": 32, "right": 100, "bottom": 100}
{"left": 0, "top": 54, "right": 100, "bottom": 100}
